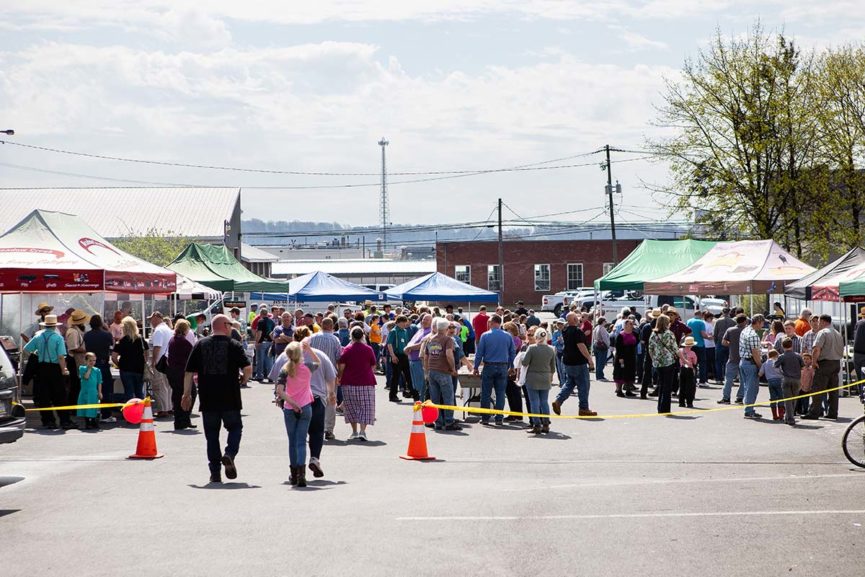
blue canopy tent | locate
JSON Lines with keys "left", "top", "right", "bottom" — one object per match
{"left": 250, "top": 271, "right": 382, "bottom": 303}
{"left": 385, "top": 272, "right": 499, "bottom": 303}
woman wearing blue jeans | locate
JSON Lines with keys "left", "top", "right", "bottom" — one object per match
{"left": 276, "top": 341, "right": 319, "bottom": 488}
{"left": 592, "top": 318, "right": 610, "bottom": 381}
{"left": 521, "top": 329, "right": 558, "bottom": 435}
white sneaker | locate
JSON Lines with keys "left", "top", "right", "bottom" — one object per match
{"left": 358, "top": 430, "right": 368, "bottom": 442}
{"left": 100, "top": 416, "right": 117, "bottom": 423}
{"left": 349, "top": 432, "right": 359, "bottom": 440}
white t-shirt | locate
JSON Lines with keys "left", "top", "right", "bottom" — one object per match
{"left": 150, "top": 323, "right": 173, "bottom": 362}
{"left": 513, "top": 350, "right": 528, "bottom": 387}
{"left": 704, "top": 320, "right": 716, "bottom": 349}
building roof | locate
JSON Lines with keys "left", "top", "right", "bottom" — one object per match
{"left": 240, "top": 243, "right": 279, "bottom": 263}
{"left": 272, "top": 259, "right": 436, "bottom": 277}
{"left": 0, "top": 188, "right": 240, "bottom": 239}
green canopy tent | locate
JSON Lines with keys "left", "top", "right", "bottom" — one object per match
{"left": 167, "top": 243, "right": 289, "bottom": 293}
{"left": 594, "top": 239, "right": 716, "bottom": 291}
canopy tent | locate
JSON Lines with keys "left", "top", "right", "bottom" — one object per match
{"left": 644, "top": 240, "right": 816, "bottom": 295}
{"left": 0, "top": 209, "right": 176, "bottom": 294}
{"left": 168, "top": 243, "right": 288, "bottom": 293}
{"left": 784, "top": 247, "right": 865, "bottom": 301}
{"left": 594, "top": 239, "right": 716, "bottom": 291}
{"left": 249, "top": 271, "right": 382, "bottom": 303}
{"left": 837, "top": 263, "right": 865, "bottom": 300}
{"left": 385, "top": 272, "right": 499, "bottom": 302}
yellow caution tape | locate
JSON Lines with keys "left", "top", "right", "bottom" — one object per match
{"left": 422, "top": 380, "right": 864, "bottom": 420}
{"left": 18, "top": 401, "right": 136, "bottom": 412}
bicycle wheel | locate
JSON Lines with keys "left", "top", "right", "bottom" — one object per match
{"left": 842, "top": 415, "right": 865, "bottom": 469}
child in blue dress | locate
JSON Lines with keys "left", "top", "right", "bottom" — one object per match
{"left": 77, "top": 352, "right": 103, "bottom": 430}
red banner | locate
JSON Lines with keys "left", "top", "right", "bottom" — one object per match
{"left": 0, "top": 268, "right": 103, "bottom": 292}
{"left": 104, "top": 272, "right": 177, "bottom": 294}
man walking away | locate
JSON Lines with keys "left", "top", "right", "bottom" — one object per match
{"left": 802, "top": 314, "right": 844, "bottom": 420}
{"left": 182, "top": 314, "right": 251, "bottom": 484}
{"left": 551, "top": 312, "right": 596, "bottom": 417}
{"left": 473, "top": 315, "right": 516, "bottom": 425}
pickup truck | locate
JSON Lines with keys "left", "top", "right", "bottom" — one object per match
{"left": 541, "top": 288, "right": 595, "bottom": 316}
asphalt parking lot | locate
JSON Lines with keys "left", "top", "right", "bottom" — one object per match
{"left": 1, "top": 364, "right": 863, "bottom": 577}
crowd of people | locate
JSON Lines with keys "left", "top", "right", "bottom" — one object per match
{"left": 18, "top": 297, "right": 851, "bottom": 485}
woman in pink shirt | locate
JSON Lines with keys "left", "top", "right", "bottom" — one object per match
{"left": 337, "top": 327, "right": 378, "bottom": 441}
{"left": 276, "top": 340, "right": 320, "bottom": 487}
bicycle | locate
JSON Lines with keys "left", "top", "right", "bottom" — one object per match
{"left": 841, "top": 383, "right": 865, "bottom": 468}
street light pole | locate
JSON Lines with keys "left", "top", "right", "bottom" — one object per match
{"left": 498, "top": 198, "right": 504, "bottom": 300}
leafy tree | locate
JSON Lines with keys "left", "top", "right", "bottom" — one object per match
{"left": 650, "top": 25, "right": 825, "bottom": 255}
{"left": 113, "top": 228, "right": 194, "bottom": 267}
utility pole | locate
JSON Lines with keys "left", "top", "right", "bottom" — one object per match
{"left": 604, "top": 144, "right": 622, "bottom": 265}
{"left": 497, "top": 198, "right": 504, "bottom": 298}
{"left": 378, "top": 138, "right": 389, "bottom": 256}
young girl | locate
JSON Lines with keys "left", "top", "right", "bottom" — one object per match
{"left": 678, "top": 336, "right": 697, "bottom": 408}
{"left": 760, "top": 349, "right": 784, "bottom": 420}
{"left": 77, "top": 352, "right": 103, "bottom": 430}
{"left": 797, "top": 353, "right": 814, "bottom": 415}
{"left": 275, "top": 340, "right": 319, "bottom": 488}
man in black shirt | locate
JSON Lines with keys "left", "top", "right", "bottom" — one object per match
{"left": 182, "top": 314, "right": 252, "bottom": 484}
{"left": 552, "top": 312, "right": 596, "bottom": 417}
{"left": 853, "top": 307, "right": 865, "bottom": 393}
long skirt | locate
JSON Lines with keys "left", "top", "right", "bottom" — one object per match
{"left": 342, "top": 385, "right": 376, "bottom": 425}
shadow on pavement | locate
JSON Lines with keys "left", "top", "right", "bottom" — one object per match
{"left": 163, "top": 429, "right": 201, "bottom": 435}
{"left": 325, "top": 439, "right": 387, "bottom": 447}
{"left": 0, "top": 476, "right": 24, "bottom": 488}
{"left": 665, "top": 414, "right": 700, "bottom": 420}
{"left": 188, "top": 482, "right": 262, "bottom": 490}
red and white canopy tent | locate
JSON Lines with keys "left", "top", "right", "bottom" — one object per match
{"left": 0, "top": 210, "right": 181, "bottom": 341}
{"left": 644, "top": 240, "right": 815, "bottom": 296}
{"left": 0, "top": 210, "right": 176, "bottom": 294}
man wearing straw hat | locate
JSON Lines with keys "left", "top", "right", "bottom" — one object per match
{"left": 65, "top": 309, "right": 90, "bottom": 413}
{"left": 20, "top": 302, "right": 54, "bottom": 393}
{"left": 23, "top": 314, "right": 75, "bottom": 429}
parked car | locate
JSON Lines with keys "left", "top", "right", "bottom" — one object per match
{"left": 574, "top": 290, "right": 645, "bottom": 315}
{"left": 541, "top": 288, "right": 594, "bottom": 315}
{"left": 0, "top": 341, "right": 25, "bottom": 444}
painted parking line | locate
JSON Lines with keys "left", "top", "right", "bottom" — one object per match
{"left": 397, "top": 510, "right": 865, "bottom": 522}
{"left": 505, "top": 472, "right": 864, "bottom": 491}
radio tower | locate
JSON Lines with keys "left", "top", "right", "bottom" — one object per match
{"left": 378, "top": 137, "right": 390, "bottom": 255}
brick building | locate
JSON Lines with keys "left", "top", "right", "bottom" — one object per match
{"left": 436, "top": 239, "right": 641, "bottom": 306}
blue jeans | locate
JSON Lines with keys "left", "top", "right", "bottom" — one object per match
{"left": 693, "top": 346, "right": 707, "bottom": 383}
{"left": 255, "top": 342, "right": 273, "bottom": 380}
{"left": 555, "top": 353, "right": 564, "bottom": 385}
{"left": 556, "top": 364, "right": 591, "bottom": 410}
{"left": 202, "top": 410, "right": 243, "bottom": 474}
{"left": 722, "top": 360, "right": 741, "bottom": 401}
{"left": 283, "top": 404, "right": 313, "bottom": 467}
{"left": 427, "top": 370, "right": 455, "bottom": 426}
{"left": 767, "top": 377, "right": 783, "bottom": 409}
{"left": 716, "top": 346, "right": 729, "bottom": 383}
{"left": 480, "top": 363, "right": 508, "bottom": 423}
{"left": 739, "top": 360, "right": 760, "bottom": 416}
{"left": 409, "top": 359, "right": 426, "bottom": 399}
{"left": 594, "top": 349, "right": 607, "bottom": 380}
{"left": 526, "top": 388, "right": 550, "bottom": 426}
{"left": 119, "top": 371, "right": 144, "bottom": 401}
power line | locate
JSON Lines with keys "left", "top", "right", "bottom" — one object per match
{"left": 0, "top": 139, "right": 606, "bottom": 177}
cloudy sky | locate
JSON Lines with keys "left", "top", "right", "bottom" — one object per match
{"left": 1, "top": 1, "right": 862, "bottom": 226}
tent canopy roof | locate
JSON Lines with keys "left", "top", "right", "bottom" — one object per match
{"left": 594, "top": 239, "right": 716, "bottom": 291}
{"left": 0, "top": 209, "right": 176, "bottom": 294}
{"left": 785, "top": 247, "right": 865, "bottom": 301}
{"left": 287, "top": 271, "right": 382, "bottom": 302}
{"left": 644, "top": 240, "right": 815, "bottom": 295}
{"left": 168, "top": 243, "right": 287, "bottom": 293}
{"left": 386, "top": 272, "right": 499, "bottom": 302}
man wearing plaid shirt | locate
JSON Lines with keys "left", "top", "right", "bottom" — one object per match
{"left": 738, "top": 314, "right": 765, "bottom": 419}
{"left": 800, "top": 316, "right": 820, "bottom": 355}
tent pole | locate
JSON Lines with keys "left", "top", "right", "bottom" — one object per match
{"left": 843, "top": 300, "right": 850, "bottom": 393}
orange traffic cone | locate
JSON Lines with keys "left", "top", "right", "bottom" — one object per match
{"left": 129, "top": 397, "right": 163, "bottom": 460}
{"left": 400, "top": 402, "right": 435, "bottom": 461}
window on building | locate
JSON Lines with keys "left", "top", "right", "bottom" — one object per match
{"left": 487, "top": 265, "right": 502, "bottom": 292}
{"left": 454, "top": 265, "right": 471, "bottom": 284}
{"left": 534, "top": 264, "right": 550, "bottom": 292}
{"left": 603, "top": 262, "right": 615, "bottom": 276}
{"left": 566, "top": 263, "right": 584, "bottom": 290}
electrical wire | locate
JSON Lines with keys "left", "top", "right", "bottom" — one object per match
{"left": 0, "top": 139, "right": 605, "bottom": 177}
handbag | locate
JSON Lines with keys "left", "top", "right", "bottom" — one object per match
{"left": 140, "top": 337, "right": 155, "bottom": 382}
{"left": 155, "top": 354, "right": 169, "bottom": 374}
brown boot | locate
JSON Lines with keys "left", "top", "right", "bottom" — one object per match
{"left": 296, "top": 465, "right": 307, "bottom": 488}
{"left": 778, "top": 405, "right": 786, "bottom": 421}
{"left": 288, "top": 466, "right": 298, "bottom": 486}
